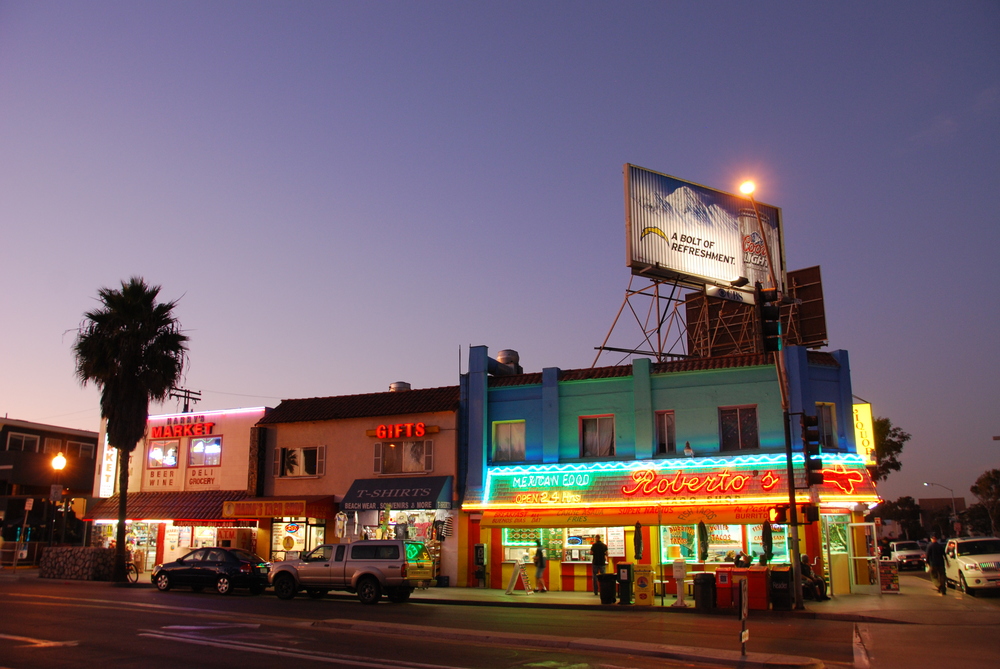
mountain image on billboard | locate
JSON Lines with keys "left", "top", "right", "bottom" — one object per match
{"left": 625, "top": 164, "right": 784, "bottom": 289}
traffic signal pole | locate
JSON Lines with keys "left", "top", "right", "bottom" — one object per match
{"left": 784, "top": 411, "right": 805, "bottom": 610}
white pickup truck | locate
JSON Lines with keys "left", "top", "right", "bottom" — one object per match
{"left": 268, "top": 540, "right": 435, "bottom": 604}
{"left": 887, "top": 540, "right": 925, "bottom": 571}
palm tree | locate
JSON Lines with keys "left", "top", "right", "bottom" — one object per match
{"left": 74, "top": 277, "right": 188, "bottom": 582}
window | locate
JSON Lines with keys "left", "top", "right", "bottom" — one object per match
{"left": 7, "top": 433, "right": 39, "bottom": 452}
{"left": 189, "top": 436, "right": 222, "bottom": 467}
{"left": 816, "top": 403, "right": 837, "bottom": 450}
{"left": 44, "top": 438, "right": 62, "bottom": 454}
{"left": 67, "top": 441, "right": 96, "bottom": 459}
{"left": 655, "top": 411, "right": 676, "bottom": 454}
{"left": 351, "top": 544, "right": 400, "bottom": 560}
{"left": 492, "top": 421, "right": 525, "bottom": 462}
{"left": 274, "top": 446, "right": 326, "bottom": 478}
{"left": 374, "top": 441, "right": 433, "bottom": 474}
{"left": 580, "top": 415, "right": 615, "bottom": 457}
{"left": 719, "top": 406, "right": 759, "bottom": 451}
{"left": 147, "top": 440, "right": 179, "bottom": 468}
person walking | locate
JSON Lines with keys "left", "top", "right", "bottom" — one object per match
{"left": 533, "top": 539, "right": 548, "bottom": 592}
{"left": 925, "top": 535, "right": 947, "bottom": 595}
{"left": 591, "top": 536, "right": 608, "bottom": 595}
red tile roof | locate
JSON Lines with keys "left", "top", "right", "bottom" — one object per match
{"left": 488, "top": 354, "right": 775, "bottom": 388}
{"left": 258, "top": 386, "right": 460, "bottom": 425}
{"left": 85, "top": 490, "right": 250, "bottom": 521}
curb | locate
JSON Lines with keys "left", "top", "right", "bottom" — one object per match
{"left": 313, "top": 617, "right": 824, "bottom": 669}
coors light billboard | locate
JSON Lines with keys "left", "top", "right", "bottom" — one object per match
{"left": 624, "top": 164, "right": 786, "bottom": 290}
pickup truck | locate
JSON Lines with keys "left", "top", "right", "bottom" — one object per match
{"left": 268, "top": 540, "right": 435, "bottom": 604}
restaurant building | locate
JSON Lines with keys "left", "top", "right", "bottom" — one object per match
{"left": 460, "top": 346, "right": 880, "bottom": 596}
{"left": 86, "top": 407, "right": 272, "bottom": 571}
{"left": 254, "top": 384, "right": 462, "bottom": 586}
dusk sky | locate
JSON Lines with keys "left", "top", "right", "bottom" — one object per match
{"left": 2, "top": 2, "right": 997, "bottom": 506}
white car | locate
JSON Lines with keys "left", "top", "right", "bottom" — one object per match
{"left": 944, "top": 537, "right": 1000, "bottom": 594}
{"left": 888, "top": 541, "right": 925, "bottom": 571}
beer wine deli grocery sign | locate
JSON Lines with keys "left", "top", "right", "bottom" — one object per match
{"left": 624, "top": 164, "right": 785, "bottom": 289}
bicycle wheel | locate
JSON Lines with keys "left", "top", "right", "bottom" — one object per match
{"left": 126, "top": 564, "right": 138, "bottom": 583}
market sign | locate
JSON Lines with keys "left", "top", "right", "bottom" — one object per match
{"left": 479, "top": 453, "right": 877, "bottom": 511}
{"left": 853, "top": 403, "right": 877, "bottom": 467}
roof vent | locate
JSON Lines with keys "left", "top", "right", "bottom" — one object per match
{"left": 389, "top": 382, "right": 412, "bottom": 392}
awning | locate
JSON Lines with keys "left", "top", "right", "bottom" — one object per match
{"left": 221, "top": 496, "right": 338, "bottom": 519}
{"left": 341, "top": 476, "right": 452, "bottom": 511}
{"left": 85, "top": 490, "right": 251, "bottom": 521}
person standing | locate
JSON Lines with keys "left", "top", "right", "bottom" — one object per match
{"left": 533, "top": 539, "right": 548, "bottom": 592}
{"left": 591, "top": 536, "right": 608, "bottom": 595}
{"left": 925, "top": 535, "right": 947, "bottom": 595}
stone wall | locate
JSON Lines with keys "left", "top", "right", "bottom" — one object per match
{"left": 39, "top": 547, "right": 115, "bottom": 581}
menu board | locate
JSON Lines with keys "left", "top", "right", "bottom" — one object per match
{"left": 878, "top": 560, "right": 899, "bottom": 594}
{"left": 608, "top": 526, "right": 626, "bottom": 557}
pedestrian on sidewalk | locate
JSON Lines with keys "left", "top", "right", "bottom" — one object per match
{"left": 925, "top": 535, "right": 947, "bottom": 595}
{"left": 533, "top": 540, "right": 547, "bottom": 592}
{"left": 591, "top": 536, "right": 608, "bottom": 595}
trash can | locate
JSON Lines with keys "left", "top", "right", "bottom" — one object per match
{"left": 715, "top": 565, "right": 734, "bottom": 608}
{"left": 598, "top": 573, "right": 618, "bottom": 604}
{"left": 617, "top": 563, "right": 634, "bottom": 605}
{"left": 693, "top": 572, "right": 716, "bottom": 611}
{"left": 770, "top": 565, "right": 792, "bottom": 610}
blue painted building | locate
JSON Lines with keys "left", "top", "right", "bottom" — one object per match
{"left": 459, "top": 346, "right": 878, "bottom": 596}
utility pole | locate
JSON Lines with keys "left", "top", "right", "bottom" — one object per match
{"left": 169, "top": 387, "right": 201, "bottom": 413}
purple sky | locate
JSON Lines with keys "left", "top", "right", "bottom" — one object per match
{"left": 2, "top": 2, "right": 997, "bottom": 506}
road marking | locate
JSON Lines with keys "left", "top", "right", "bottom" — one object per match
{"left": 0, "top": 633, "right": 78, "bottom": 648}
{"left": 139, "top": 629, "right": 470, "bottom": 669}
{"left": 163, "top": 624, "right": 261, "bottom": 630}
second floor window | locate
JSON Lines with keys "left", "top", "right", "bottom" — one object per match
{"left": 374, "top": 441, "right": 433, "bottom": 474}
{"left": 189, "top": 436, "right": 222, "bottom": 467}
{"left": 493, "top": 421, "right": 526, "bottom": 462}
{"left": 275, "top": 445, "right": 327, "bottom": 478}
{"left": 581, "top": 415, "right": 615, "bottom": 457}
{"left": 816, "top": 403, "right": 837, "bottom": 450}
{"left": 148, "top": 439, "right": 179, "bottom": 468}
{"left": 719, "top": 406, "right": 759, "bottom": 451}
{"left": 7, "top": 433, "right": 39, "bottom": 452}
{"left": 655, "top": 411, "right": 676, "bottom": 454}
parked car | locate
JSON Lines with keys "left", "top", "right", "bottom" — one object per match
{"left": 152, "top": 547, "right": 270, "bottom": 595}
{"left": 943, "top": 536, "right": 1000, "bottom": 594}
{"left": 887, "top": 541, "right": 925, "bottom": 570}
{"left": 269, "top": 539, "right": 435, "bottom": 604}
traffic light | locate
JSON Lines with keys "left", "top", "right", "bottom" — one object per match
{"left": 756, "top": 283, "right": 782, "bottom": 352}
{"left": 768, "top": 504, "right": 789, "bottom": 524}
{"left": 801, "top": 414, "right": 824, "bottom": 485}
{"left": 799, "top": 504, "right": 820, "bottom": 523}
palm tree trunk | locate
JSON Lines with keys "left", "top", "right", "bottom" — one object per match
{"left": 114, "top": 449, "right": 130, "bottom": 582}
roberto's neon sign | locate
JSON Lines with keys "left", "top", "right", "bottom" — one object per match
{"left": 622, "top": 469, "right": 752, "bottom": 496}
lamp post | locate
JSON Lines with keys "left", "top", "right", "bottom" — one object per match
{"left": 51, "top": 452, "right": 67, "bottom": 545}
{"left": 922, "top": 481, "right": 958, "bottom": 522}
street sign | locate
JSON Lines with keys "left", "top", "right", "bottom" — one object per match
{"left": 25, "top": 498, "right": 34, "bottom": 510}
{"left": 740, "top": 578, "right": 749, "bottom": 620}
{"left": 50, "top": 484, "right": 63, "bottom": 502}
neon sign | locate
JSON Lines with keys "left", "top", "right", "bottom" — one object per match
{"left": 375, "top": 422, "right": 426, "bottom": 439}
{"left": 622, "top": 469, "right": 752, "bottom": 496}
{"left": 821, "top": 463, "right": 865, "bottom": 494}
{"left": 150, "top": 422, "right": 215, "bottom": 438}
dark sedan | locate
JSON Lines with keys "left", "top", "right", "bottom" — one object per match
{"left": 152, "top": 547, "right": 269, "bottom": 595}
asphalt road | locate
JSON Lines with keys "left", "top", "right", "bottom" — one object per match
{"left": 0, "top": 579, "right": 754, "bottom": 669}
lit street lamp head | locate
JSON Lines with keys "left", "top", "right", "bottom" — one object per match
{"left": 739, "top": 181, "right": 755, "bottom": 195}
{"left": 52, "top": 452, "right": 66, "bottom": 471}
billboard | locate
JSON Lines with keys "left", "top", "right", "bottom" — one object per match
{"left": 624, "top": 164, "right": 786, "bottom": 290}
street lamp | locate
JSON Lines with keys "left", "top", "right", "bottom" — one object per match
{"left": 922, "top": 481, "right": 958, "bottom": 524}
{"left": 739, "top": 179, "right": 804, "bottom": 609}
{"left": 51, "top": 452, "right": 67, "bottom": 545}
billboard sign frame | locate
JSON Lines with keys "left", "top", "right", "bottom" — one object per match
{"left": 624, "top": 164, "right": 786, "bottom": 290}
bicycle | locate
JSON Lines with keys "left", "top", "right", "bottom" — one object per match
{"left": 126, "top": 562, "right": 139, "bottom": 584}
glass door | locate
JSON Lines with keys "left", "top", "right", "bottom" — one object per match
{"left": 847, "top": 522, "right": 880, "bottom": 595}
